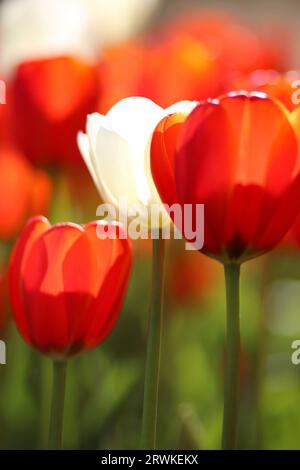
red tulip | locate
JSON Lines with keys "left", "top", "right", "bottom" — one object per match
{"left": 0, "top": 146, "right": 52, "bottom": 240}
{"left": 10, "top": 56, "right": 100, "bottom": 167}
{"left": 226, "top": 72, "right": 300, "bottom": 250}
{"left": 9, "top": 216, "right": 132, "bottom": 358}
{"left": 151, "top": 92, "right": 300, "bottom": 263}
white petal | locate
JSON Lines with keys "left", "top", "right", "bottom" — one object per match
{"left": 95, "top": 125, "right": 140, "bottom": 206}
{"left": 86, "top": 112, "right": 105, "bottom": 154}
{"left": 105, "top": 97, "right": 163, "bottom": 139}
{"left": 102, "top": 97, "right": 165, "bottom": 205}
{"left": 77, "top": 131, "right": 101, "bottom": 192}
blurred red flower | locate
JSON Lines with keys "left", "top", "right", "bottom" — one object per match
{"left": 151, "top": 92, "right": 300, "bottom": 263}
{"left": 10, "top": 56, "right": 100, "bottom": 167}
{"left": 166, "top": 248, "right": 221, "bottom": 306}
{"left": 99, "top": 11, "right": 289, "bottom": 113}
{"left": 9, "top": 216, "right": 132, "bottom": 358}
{"left": 146, "top": 35, "right": 220, "bottom": 108}
{"left": 0, "top": 146, "right": 52, "bottom": 240}
{"left": 99, "top": 42, "right": 147, "bottom": 114}
{"left": 166, "top": 11, "right": 290, "bottom": 75}
{"left": 100, "top": 36, "right": 220, "bottom": 111}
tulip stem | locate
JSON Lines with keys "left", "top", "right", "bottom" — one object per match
{"left": 222, "top": 263, "right": 241, "bottom": 450}
{"left": 141, "top": 236, "right": 166, "bottom": 449}
{"left": 48, "top": 360, "right": 67, "bottom": 450}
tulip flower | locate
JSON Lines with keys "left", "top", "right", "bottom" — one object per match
{"left": 150, "top": 92, "right": 300, "bottom": 449}
{"left": 9, "top": 215, "right": 132, "bottom": 448}
{"left": 0, "top": 146, "right": 52, "bottom": 240}
{"left": 78, "top": 96, "right": 197, "bottom": 449}
{"left": 10, "top": 56, "right": 99, "bottom": 167}
{"left": 78, "top": 97, "right": 197, "bottom": 228}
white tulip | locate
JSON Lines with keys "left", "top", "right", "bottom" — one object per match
{"left": 78, "top": 97, "right": 198, "bottom": 230}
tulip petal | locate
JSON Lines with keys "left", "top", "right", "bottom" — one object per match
{"left": 151, "top": 111, "right": 191, "bottom": 208}
{"left": 85, "top": 113, "right": 112, "bottom": 200}
{"left": 95, "top": 97, "right": 163, "bottom": 207}
{"left": 79, "top": 221, "right": 132, "bottom": 349}
{"left": 77, "top": 131, "right": 100, "bottom": 191}
{"left": 9, "top": 216, "right": 50, "bottom": 343}
{"left": 21, "top": 222, "right": 87, "bottom": 353}
{"left": 145, "top": 100, "right": 198, "bottom": 206}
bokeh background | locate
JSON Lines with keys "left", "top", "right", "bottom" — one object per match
{"left": 1, "top": 0, "right": 300, "bottom": 450}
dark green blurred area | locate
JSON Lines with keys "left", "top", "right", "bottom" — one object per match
{"left": 1, "top": 234, "right": 300, "bottom": 449}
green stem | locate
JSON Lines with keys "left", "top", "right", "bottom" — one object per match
{"left": 222, "top": 263, "right": 241, "bottom": 450}
{"left": 141, "top": 237, "right": 166, "bottom": 449}
{"left": 48, "top": 360, "right": 67, "bottom": 450}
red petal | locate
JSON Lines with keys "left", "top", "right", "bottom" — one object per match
{"left": 78, "top": 221, "right": 132, "bottom": 349}
{"left": 21, "top": 223, "right": 89, "bottom": 353}
{"left": 9, "top": 216, "right": 50, "bottom": 343}
{"left": 151, "top": 112, "right": 188, "bottom": 207}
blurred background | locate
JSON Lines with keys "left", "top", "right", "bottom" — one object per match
{"left": 1, "top": 0, "right": 300, "bottom": 450}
